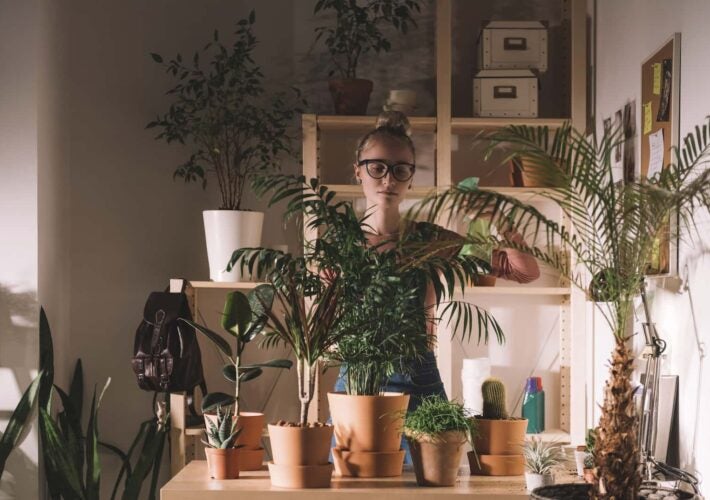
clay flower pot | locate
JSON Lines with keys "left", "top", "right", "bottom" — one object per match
{"left": 525, "top": 471, "right": 554, "bottom": 491}
{"left": 268, "top": 423, "right": 333, "bottom": 466}
{"left": 268, "top": 462, "right": 334, "bottom": 489}
{"left": 328, "top": 79, "right": 373, "bottom": 115}
{"left": 332, "top": 448, "right": 405, "bottom": 478}
{"left": 328, "top": 392, "right": 409, "bottom": 452}
{"left": 583, "top": 467, "right": 595, "bottom": 484}
{"left": 473, "top": 418, "right": 527, "bottom": 455}
{"left": 205, "top": 447, "right": 240, "bottom": 479}
{"left": 205, "top": 411, "right": 265, "bottom": 470}
{"left": 407, "top": 431, "right": 467, "bottom": 487}
{"left": 474, "top": 275, "right": 497, "bottom": 287}
{"left": 468, "top": 451, "right": 525, "bottom": 476}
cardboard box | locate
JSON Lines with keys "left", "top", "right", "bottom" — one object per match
{"left": 479, "top": 21, "right": 548, "bottom": 72}
{"left": 473, "top": 69, "right": 538, "bottom": 118}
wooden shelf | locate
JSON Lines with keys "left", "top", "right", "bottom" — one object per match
{"left": 317, "top": 115, "right": 437, "bottom": 132}
{"left": 187, "top": 281, "right": 265, "bottom": 290}
{"left": 461, "top": 286, "right": 570, "bottom": 296}
{"left": 530, "top": 428, "right": 572, "bottom": 444}
{"left": 451, "top": 117, "right": 568, "bottom": 134}
{"left": 324, "top": 184, "right": 436, "bottom": 199}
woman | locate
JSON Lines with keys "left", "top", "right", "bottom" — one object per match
{"left": 332, "top": 111, "right": 540, "bottom": 462}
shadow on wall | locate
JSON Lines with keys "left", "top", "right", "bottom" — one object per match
{"left": 0, "top": 283, "right": 39, "bottom": 499}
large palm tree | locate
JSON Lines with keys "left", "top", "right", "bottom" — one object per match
{"left": 410, "top": 118, "right": 710, "bottom": 498}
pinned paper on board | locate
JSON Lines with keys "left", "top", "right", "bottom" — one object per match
{"left": 648, "top": 128, "right": 664, "bottom": 178}
{"left": 652, "top": 63, "right": 662, "bottom": 95}
{"left": 643, "top": 102, "right": 653, "bottom": 135}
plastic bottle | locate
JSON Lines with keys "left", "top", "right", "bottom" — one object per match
{"left": 522, "top": 376, "right": 545, "bottom": 433}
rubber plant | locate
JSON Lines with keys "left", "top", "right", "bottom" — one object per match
{"left": 180, "top": 287, "right": 292, "bottom": 415}
{"left": 411, "top": 119, "right": 710, "bottom": 498}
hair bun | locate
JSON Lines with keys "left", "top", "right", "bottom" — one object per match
{"left": 376, "top": 111, "right": 411, "bottom": 136}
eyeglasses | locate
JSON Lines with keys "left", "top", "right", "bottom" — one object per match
{"left": 357, "top": 159, "right": 416, "bottom": 182}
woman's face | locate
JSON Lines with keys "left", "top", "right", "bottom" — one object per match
{"left": 354, "top": 139, "right": 415, "bottom": 208}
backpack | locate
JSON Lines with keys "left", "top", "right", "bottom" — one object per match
{"left": 132, "top": 281, "right": 207, "bottom": 415}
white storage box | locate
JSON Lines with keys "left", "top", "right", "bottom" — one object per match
{"left": 473, "top": 69, "right": 538, "bottom": 118}
{"left": 479, "top": 21, "right": 548, "bottom": 72}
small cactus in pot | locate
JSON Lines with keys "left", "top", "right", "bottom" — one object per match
{"left": 203, "top": 405, "right": 244, "bottom": 480}
{"left": 469, "top": 378, "right": 527, "bottom": 476}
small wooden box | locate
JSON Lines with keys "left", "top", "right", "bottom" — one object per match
{"left": 473, "top": 69, "right": 538, "bottom": 118}
{"left": 479, "top": 21, "right": 548, "bottom": 72}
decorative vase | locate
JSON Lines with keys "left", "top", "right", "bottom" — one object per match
{"left": 202, "top": 210, "right": 264, "bottom": 282}
{"left": 267, "top": 423, "right": 334, "bottom": 488}
{"left": 407, "top": 431, "right": 467, "bottom": 487}
{"left": 328, "top": 392, "right": 409, "bottom": 477}
{"left": 328, "top": 79, "right": 374, "bottom": 115}
{"left": 205, "top": 411, "right": 265, "bottom": 471}
{"left": 470, "top": 418, "right": 527, "bottom": 476}
{"left": 205, "top": 447, "right": 240, "bottom": 479}
{"left": 525, "top": 472, "right": 554, "bottom": 491}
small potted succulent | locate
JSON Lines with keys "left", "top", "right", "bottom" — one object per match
{"left": 522, "top": 438, "right": 565, "bottom": 491}
{"left": 203, "top": 405, "right": 243, "bottom": 480}
{"left": 469, "top": 378, "right": 527, "bottom": 476}
{"left": 147, "top": 10, "right": 303, "bottom": 281}
{"left": 313, "top": 0, "right": 423, "bottom": 115}
{"left": 403, "top": 396, "right": 477, "bottom": 487}
{"left": 574, "top": 428, "right": 596, "bottom": 477}
{"left": 582, "top": 428, "right": 597, "bottom": 484}
{"left": 183, "top": 287, "right": 292, "bottom": 470}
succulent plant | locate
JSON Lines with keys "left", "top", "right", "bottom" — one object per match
{"left": 522, "top": 437, "right": 565, "bottom": 475}
{"left": 583, "top": 452, "right": 595, "bottom": 469}
{"left": 202, "top": 406, "right": 243, "bottom": 449}
{"left": 481, "top": 377, "right": 508, "bottom": 419}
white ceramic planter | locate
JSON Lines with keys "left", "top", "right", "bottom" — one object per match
{"left": 574, "top": 450, "right": 589, "bottom": 476}
{"left": 203, "top": 210, "right": 264, "bottom": 282}
{"left": 525, "top": 472, "right": 554, "bottom": 491}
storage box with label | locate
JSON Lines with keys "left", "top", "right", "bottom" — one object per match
{"left": 473, "top": 69, "right": 538, "bottom": 118}
{"left": 479, "top": 21, "right": 548, "bottom": 72}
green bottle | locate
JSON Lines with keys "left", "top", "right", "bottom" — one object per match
{"left": 522, "top": 376, "right": 545, "bottom": 433}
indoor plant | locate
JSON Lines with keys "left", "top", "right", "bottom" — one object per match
{"left": 313, "top": 0, "right": 423, "bottom": 115}
{"left": 147, "top": 10, "right": 303, "bottom": 281}
{"left": 182, "top": 288, "right": 292, "bottom": 470}
{"left": 522, "top": 438, "right": 565, "bottom": 491}
{"left": 413, "top": 119, "right": 710, "bottom": 498}
{"left": 469, "top": 378, "right": 527, "bottom": 476}
{"left": 403, "top": 395, "right": 476, "bottom": 487}
{"left": 202, "top": 405, "right": 243, "bottom": 480}
{"left": 229, "top": 174, "right": 504, "bottom": 479}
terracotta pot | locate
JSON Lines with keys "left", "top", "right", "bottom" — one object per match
{"left": 238, "top": 447, "right": 265, "bottom": 471}
{"left": 468, "top": 451, "right": 525, "bottom": 476}
{"left": 583, "top": 467, "right": 595, "bottom": 484}
{"left": 204, "top": 411, "right": 264, "bottom": 450}
{"left": 474, "top": 275, "right": 497, "bottom": 287}
{"left": 332, "top": 448, "right": 405, "bottom": 478}
{"left": 328, "top": 392, "right": 409, "bottom": 452}
{"left": 473, "top": 418, "right": 527, "bottom": 455}
{"left": 268, "top": 462, "right": 334, "bottom": 489}
{"left": 205, "top": 447, "right": 240, "bottom": 479}
{"left": 268, "top": 424, "right": 333, "bottom": 466}
{"left": 407, "top": 431, "right": 467, "bottom": 487}
{"left": 513, "top": 157, "right": 563, "bottom": 188}
{"left": 328, "top": 79, "right": 373, "bottom": 115}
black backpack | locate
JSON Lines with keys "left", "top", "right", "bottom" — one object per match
{"left": 132, "top": 280, "right": 206, "bottom": 415}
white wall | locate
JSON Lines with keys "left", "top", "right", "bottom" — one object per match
{"left": 0, "top": 0, "right": 40, "bottom": 497}
{"left": 596, "top": 0, "right": 710, "bottom": 493}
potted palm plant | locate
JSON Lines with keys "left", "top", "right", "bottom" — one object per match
{"left": 412, "top": 119, "right": 710, "bottom": 498}
{"left": 522, "top": 438, "right": 565, "bottom": 491}
{"left": 229, "top": 174, "right": 504, "bottom": 479}
{"left": 202, "top": 405, "right": 243, "bottom": 480}
{"left": 147, "top": 10, "right": 303, "bottom": 281}
{"left": 182, "top": 288, "right": 292, "bottom": 471}
{"left": 313, "top": 0, "right": 423, "bottom": 115}
{"left": 403, "top": 395, "right": 477, "bottom": 487}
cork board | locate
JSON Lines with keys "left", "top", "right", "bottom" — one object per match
{"left": 640, "top": 34, "right": 681, "bottom": 275}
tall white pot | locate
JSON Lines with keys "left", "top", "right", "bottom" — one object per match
{"left": 203, "top": 210, "right": 264, "bottom": 282}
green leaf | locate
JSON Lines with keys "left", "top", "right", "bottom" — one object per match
{"left": 201, "top": 392, "right": 236, "bottom": 413}
{"left": 0, "top": 371, "right": 42, "bottom": 476}
{"left": 121, "top": 420, "right": 167, "bottom": 500}
{"left": 221, "top": 291, "right": 252, "bottom": 339}
{"left": 39, "top": 307, "right": 55, "bottom": 410}
{"left": 239, "top": 359, "right": 292, "bottom": 370}
{"left": 179, "top": 318, "right": 233, "bottom": 358}
{"left": 239, "top": 367, "right": 263, "bottom": 382}
{"left": 68, "top": 359, "right": 84, "bottom": 421}
{"left": 39, "top": 408, "right": 85, "bottom": 499}
{"left": 150, "top": 53, "right": 163, "bottom": 63}
{"left": 222, "top": 364, "right": 237, "bottom": 383}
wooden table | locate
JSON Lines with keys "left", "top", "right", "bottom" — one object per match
{"left": 161, "top": 461, "right": 583, "bottom": 499}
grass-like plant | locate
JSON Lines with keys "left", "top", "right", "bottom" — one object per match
{"left": 403, "top": 395, "right": 477, "bottom": 442}
{"left": 522, "top": 438, "right": 565, "bottom": 475}
{"left": 410, "top": 118, "right": 710, "bottom": 498}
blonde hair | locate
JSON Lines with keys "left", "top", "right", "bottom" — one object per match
{"left": 355, "top": 111, "right": 415, "bottom": 162}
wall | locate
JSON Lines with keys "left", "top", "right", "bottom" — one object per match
{"left": 0, "top": 0, "right": 40, "bottom": 497}
{"left": 596, "top": 0, "right": 710, "bottom": 494}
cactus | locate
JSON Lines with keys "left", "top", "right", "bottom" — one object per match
{"left": 481, "top": 377, "right": 508, "bottom": 419}
{"left": 202, "top": 406, "right": 243, "bottom": 449}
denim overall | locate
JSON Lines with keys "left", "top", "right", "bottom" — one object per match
{"left": 331, "top": 350, "right": 447, "bottom": 464}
